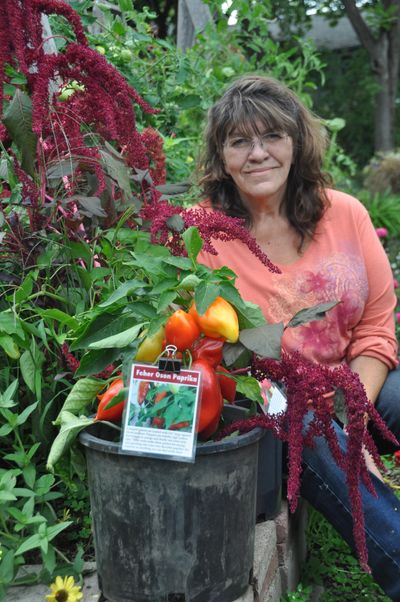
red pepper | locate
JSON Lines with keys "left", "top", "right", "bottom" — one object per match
{"left": 152, "top": 417, "right": 165, "bottom": 428}
{"left": 138, "top": 381, "right": 150, "bottom": 405}
{"left": 154, "top": 391, "right": 168, "bottom": 404}
{"left": 95, "top": 378, "right": 126, "bottom": 422}
{"left": 395, "top": 450, "right": 400, "bottom": 467}
{"left": 198, "top": 412, "right": 220, "bottom": 440}
{"left": 169, "top": 421, "right": 190, "bottom": 430}
{"left": 191, "top": 337, "right": 224, "bottom": 367}
{"left": 191, "top": 359, "right": 223, "bottom": 433}
{"left": 165, "top": 309, "right": 200, "bottom": 351}
{"left": 216, "top": 365, "right": 236, "bottom": 403}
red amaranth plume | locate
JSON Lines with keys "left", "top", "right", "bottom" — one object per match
{"left": 141, "top": 127, "right": 166, "bottom": 186}
{"left": 140, "top": 201, "right": 280, "bottom": 273}
{"left": 217, "top": 352, "right": 399, "bottom": 572}
{"left": 31, "top": 43, "right": 158, "bottom": 177}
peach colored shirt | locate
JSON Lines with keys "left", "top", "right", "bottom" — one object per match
{"left": 198, "top": 189, "right": 398, "bottom": 369}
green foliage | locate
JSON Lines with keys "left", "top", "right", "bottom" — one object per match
{"left": 357, "top": 190, "right": 400, "bottom": 235}
{"left": 299, "top": 507, "right": 391, "bottom": 600}
{"left": 311, "top": 47, "right": 378, "bottom": 168}
{"left": 68, "top": 0, "right": 354, "bottom": 185}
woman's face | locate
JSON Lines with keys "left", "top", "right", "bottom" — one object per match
{"left": 222, "top": 124, "right": 294, "bottom": 208}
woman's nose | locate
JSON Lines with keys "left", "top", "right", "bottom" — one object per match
{"left": 247, "top": 138, "right": 268, "bottom": 159}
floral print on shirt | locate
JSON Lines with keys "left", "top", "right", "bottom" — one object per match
{"left": 274, "top": 252, "right": 369, "bottom": 365}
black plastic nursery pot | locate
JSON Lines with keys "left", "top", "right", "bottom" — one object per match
{"left": 235, "top": 400, "right": 282, "bottom": 521}
{"left": 79, "top": 405, "right": 264, "bottom": 602}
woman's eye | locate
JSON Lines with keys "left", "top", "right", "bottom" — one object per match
{"left": 231, "top": 138, "right": 249, "bottom": 148}
{"left": 262, "top": 132, "right": 282, "bottom": 143}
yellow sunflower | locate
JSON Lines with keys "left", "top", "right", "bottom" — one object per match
{"left": 46, "top": 576, "right": 83, "bottom": 602}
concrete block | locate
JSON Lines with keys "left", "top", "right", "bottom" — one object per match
{"left": 253, "top": 520, "right": 278, "bottom": 588}
{"left": 262, "top": 568, "right": 283, "bottom": 602}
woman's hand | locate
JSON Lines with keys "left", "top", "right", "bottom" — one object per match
{"left": 362, "top": 446, "right": 384, "bottom": 482}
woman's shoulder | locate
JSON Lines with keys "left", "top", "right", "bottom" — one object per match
{"left": 324, "top": 188, "right": 369, "bottom": 220}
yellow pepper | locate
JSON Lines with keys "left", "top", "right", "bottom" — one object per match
{"left": 189, "top": 297, "right": 239, "bottom": 343}
{"left": 135, "top": 326, "right": 165, "bottom": 363}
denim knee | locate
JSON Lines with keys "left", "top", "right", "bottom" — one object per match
{"left": 370, "top": 365, "right": 400, "bottom": 454}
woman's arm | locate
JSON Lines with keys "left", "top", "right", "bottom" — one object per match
{"left": 348, "top": 355, "right": 389, "bottom": 481}
{"left": 349, "top": 355, "right": 389, "bottom": 405}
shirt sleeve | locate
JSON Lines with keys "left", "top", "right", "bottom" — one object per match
{"left": 346, "top": 203, "right": 398, "bottom": 369}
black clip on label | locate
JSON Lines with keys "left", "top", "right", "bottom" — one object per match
{"left": 158, "top": 344, "right": 182, "bottom": 373}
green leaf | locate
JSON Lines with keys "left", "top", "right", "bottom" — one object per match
{"left": 75, "top": 348, "right": 120, "bottom": 377}
{"left": 99, "top": 280, "right": 144, "bottom": 307}
{"left": 166, "top": 214, "right": 185, "bottom": 231}
{"left": 46, "top": 520, "right": 73, "bottom": 541}
{"left": 156, "top": 182, "right": 191, "bottom": 196}
{"left": 15, "top": 521, "right": 72, "bottom": 555}
{"left": 183, "top": 227, "right": 203, "bottom": 262}
{"left": 99, "top": 148, "right": 132, "bottom": 199}
{"left": 88, "top": 322, "right": 144, "bottom": 349}
{"left": 3, "top": 90, "right": 37, "bottom": 176}
{"left": 194, "top": 282, "right": 220, "bottom": 315}
{"left": 218, "top": 283, "right": 266, "bottom": 329}
{"left": 20, "top": 350, "right": 35, "bottom": 392}
{"left": 222, "top": 341, "right": 252, "bottom": 369}
{"left": 71, "top": 313, "right": 136, "bottom": 350}
{"left": 157, "top": 290, "right": 177, "bottom": 313}
{"left": 54, "top": 378, "right": 105, "bottom": 424}
{"left": 333, "top": 389, "right": 347, "bottom": 425}
{"left": 38, "top": 309, "right": 79, "bottom": 330}
{"left": 0, "top": 335, "right": 20, "bottom": 359}
{"left": 239, "top": 323, "right": 284, "bottom": 359}
{"left": 177, "top": 274, "right": 201, "bottom": 291}
{"left": 34, "top": 474, "right": 55, "bottom": 496}
{"left": 175, "top": 94, "right": 202, "bottom": 109}
{"left": 235, "top": 376, "right": 264, "bottom": 404}
{"left": 47, "top": 412, "right": 95, "bottom": 471}
{"left": 0, "top": 312, "right": 24, "bottom": 337}
{"left": 46, "top": 158, "right": 78, "bottom": 180}
{"left": 162, "top": 256, "right": 192, "bottom": 270}
{"left": 14, "top": 273, "right": 34, "bottom": 304}
{"left": 0, "top": 379, "right": 18, "bottom": 408}
{"left": 0, "top": 550, "right": 15, "bottom": 584}
{"left": 42, "top": 545, "right": 56, "bottom": 575}
{"left": 151, "top": 279, "right": 177, "bottom": 295}
{"left": 72, "top": 196, "right": 107, "bottom": 217}
{"left": 287, "top": 301, "right": 339, "bottom": 328}
{"left": 16, "top": 402, "right": 39, "bottom": 426}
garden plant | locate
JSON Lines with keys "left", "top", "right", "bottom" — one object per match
{"left": 0, "top": 1, "right": 400, "bottom": 601}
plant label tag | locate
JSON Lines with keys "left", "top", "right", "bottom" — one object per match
{"left": 259, "top": 379, "right": 287, "bottom": 415}
{"left": 120, "top": 362, "right": 201, "bottom": 462}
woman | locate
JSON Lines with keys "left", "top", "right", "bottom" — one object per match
{"left": 197, "top": 75, "right": 400, "bottom": 599}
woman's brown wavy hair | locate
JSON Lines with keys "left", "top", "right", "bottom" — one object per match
{"left": 199, "top": 75, "right": 332, "bottom": 246}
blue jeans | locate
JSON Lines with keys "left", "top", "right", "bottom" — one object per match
{"left": 300, "top": 366, "right": 400, "bottom": 600}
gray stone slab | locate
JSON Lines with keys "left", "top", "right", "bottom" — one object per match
{"left": 7, "top": 565, "right": 100, "bottom": 602}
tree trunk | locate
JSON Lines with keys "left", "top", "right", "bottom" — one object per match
{"left": 342, "top": 0, "right": 400, "bottom": 152}
{"left": 373, "top": 35, "right": 395, "bottom": 151}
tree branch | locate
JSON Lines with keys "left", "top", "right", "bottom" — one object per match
{"left": 342, "top": 0, "right": 377, "bottom": 58}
